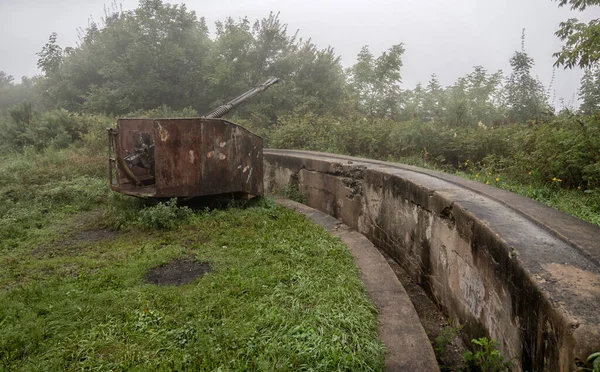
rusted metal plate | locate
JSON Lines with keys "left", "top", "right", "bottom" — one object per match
{"left": 111, "top": 118, "right": 263, "bottom": 198}
{"left": 116, "top": 119, "right": 155, "bottom": 184}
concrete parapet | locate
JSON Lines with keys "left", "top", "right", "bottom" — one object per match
{"left": 264, "top": 149, "right": 600, "bottom": 372}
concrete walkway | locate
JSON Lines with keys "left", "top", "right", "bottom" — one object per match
{"left": 277, "top": 198, "right": 439, "bottom": 372}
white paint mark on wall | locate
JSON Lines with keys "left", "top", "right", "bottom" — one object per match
{"left": 459, "top": 266, "right": 485, "bottom": 318}
{"left": 439, "top": 244, "right": 449, "bottom": 272}
{"left": 189, "top": 150, "right": 195, "bottom": 163}
{"left": 425, "top": 214, "right": 433, "bottom": 241}
{"left": 243, "top": 165, "right": 250, "bottom": 173}
{"left": 157, "top": 123, "right": 169, "bottom": 142}
{"left": 246, "top": 168, "right": 253, "bottom": 184}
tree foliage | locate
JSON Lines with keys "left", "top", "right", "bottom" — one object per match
{"left": 36, "top": 32, "right": 63, "bottom": 76}
{"left": 347, "top": 44, "right": 405, "bottom": 118}
{"left": 506, "top": 31, "right": 551, "bottom": 123}
{"left": 0, "top": 74, "right": 40, "bottom": 112}
{"left": 579, "top": 65, "right": 600, "bottom": 114}
{"left": 0, "top": 0, "right": 598, "bottom": 202}
{"left": 554, "top": 0, "right": 600, "bottom": 68}
{"left": 0, "top": 71, "right": 14, "bottom": 88}
{"left": 555, "top": 0, "right": 600, "bottom": 11}
{"left": 32, "top": 2, "right": 345, "bottom": 120}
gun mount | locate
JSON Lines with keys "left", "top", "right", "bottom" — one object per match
{"left": 108, "top": 78, "right": 279, "bottom": 198}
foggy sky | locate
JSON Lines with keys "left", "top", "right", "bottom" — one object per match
{"left": 1, "top": 0, "right": 599, "bottom": 107}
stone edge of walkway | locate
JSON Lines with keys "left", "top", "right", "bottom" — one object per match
{"left": 276, "top": 197, "right": 440, "bottom": 372}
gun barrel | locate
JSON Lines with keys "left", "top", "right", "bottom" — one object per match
{"left": 203, "top": 77, "right": 280, "bottom": 119}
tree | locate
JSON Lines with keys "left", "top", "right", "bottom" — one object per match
{"left": 421, "top": 74, "right": 446, "bottom": 122}
{"left": 553, "top": 0, "right": 600, "bottom": 68}
{"left": 209, "top": 12, "right": 347, "bottom": 123}
{"left": 0, "top": 74, "right": 42, "bottom": 112}
{"left": 464, "top": 66, "right": 504, "bottom": 125}
{"left": 445, "top": 76, "right": 470, "bottom": 127}
{"left": 36, "top": 33, "right": 63, "bottom": 76}
{"left": 37, "top": 0, "right": 212, "bottom": 114}
{"left": 400, "top": 83, "right": 425, "bottom": 121}
{"left": 505, "top": 30, "right": 550, "bottom": 123}
{"left": 578, "top": 65, "right": 600, "bottom": 114}
{"left": 555, "top": 0, "right": 600, "bottom": 8}
{"left": 0, "top": 71, "right": 14, "bottom": 88}
{"left": 347, "top": 44, "right": 405, "bottom": 119}
{"left": 32, "top": 4, "right": 346, "bottom": 120}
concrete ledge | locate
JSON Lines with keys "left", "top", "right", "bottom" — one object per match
{"left": 265, "top": 149, "right": 600, "bottom": 372}
{"left": 276, "top": 198, "right": 439, "bottom": 372}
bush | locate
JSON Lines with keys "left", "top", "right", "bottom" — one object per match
{"left": 463, "top": 338, "right": 512, "bottom": 372}
{"left": 587, "top": 351, "right": 600, "bottom": 372}
{"left": 137, "top": 198, "right": 194, "bottom": 230}
{"left": 0, "top": 104, "right": 114, "bottom": 154}
{"left": 269, "top": 111, "right": 341, "bottom": 153}
{"left": 264, "top": 110, "right": 600, "bottom": 194}
{"left": 125, "top": 105, "right": 198, "bottom": 119}
{"left": 481, "top": 114, "right": 600, "bottom": 189}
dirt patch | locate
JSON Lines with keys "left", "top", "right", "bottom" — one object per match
{"left": 33, "top": 228, "right": 119, "bottom": 258}
{"left": 74, "top": 228, "right": 119, "bottom": 244}
{"left": 379, "top": 248, "right": 468, "bottom": 371}
{"left": 72, "top": 210, "right": 104, "bottom": 229}
{"left": 145, "top": 257, "right": 212, "bottom": 286}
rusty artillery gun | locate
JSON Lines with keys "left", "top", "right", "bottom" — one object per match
{"left": 108, "top": 77, "right": 279, "bottom": 199}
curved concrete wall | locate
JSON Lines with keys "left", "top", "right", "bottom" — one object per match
{"left": 264, "top": 149, "right": 600, "bottom": 372}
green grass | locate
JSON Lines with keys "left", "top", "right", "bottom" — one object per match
{"left": 0, "top": 147, "right": 384, "bottom": 371}
{"left": 389, "top": 155, "right": 600, "bottom": 227}
{"left": 456, "top": 170, "right": 600, "bottom": 227}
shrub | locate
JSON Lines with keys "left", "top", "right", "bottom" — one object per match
{"left": 137, "top": 198, "right": 194, "bottom": 230}
{"left": 587, "top": 351, "right": 600, "bottom": 372}
{"left": 434, "top": 323, "right": 462, "bottom": 356}
{"left": 125, "top": 105, "right": 198, "bottom": 118}
{"left": 492, "top": 114, "right": 600, "bottom": 189}
{"left": 463, "top": 337, "right": 512, "bottom": 372}
{"left": 269, "top": 111, "right": 340, "bottom": 153}
{"left": 0, "top": 104, "right": 113, "bottom": 153}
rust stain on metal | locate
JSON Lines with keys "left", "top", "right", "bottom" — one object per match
{"left": 109, "top": 118, "right": 263, "bottom": 198}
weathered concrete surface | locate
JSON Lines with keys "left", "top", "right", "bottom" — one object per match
{"left": 277, "top": 198, "right": 440, "bottom": 372}
{"left": 264, "top": 149, "right": 600, "bottom": 372}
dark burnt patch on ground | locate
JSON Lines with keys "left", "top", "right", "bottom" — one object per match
{"left": 145, "top": 257, "right": 212, "bottom": 286}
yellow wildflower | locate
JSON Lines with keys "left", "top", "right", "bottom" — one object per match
{"left": 475, "top": 174, "right": 479, "bottom": 178}
{"left": 552, "top": 177, "right": 557, "bottom": 181}
{"left": 485, "top": 181, "right": 490, "bottom": 185}
{"left": 528, "top": 171, "right": 532, "bottom": 175}
{"left": 495, "top": 177, "right": 500, "bottom": 182}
